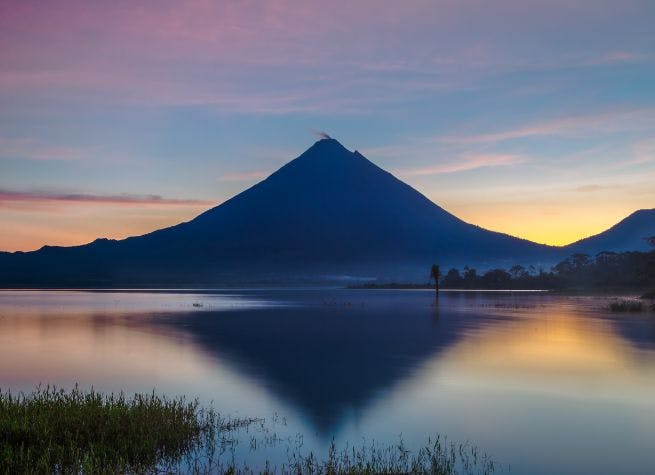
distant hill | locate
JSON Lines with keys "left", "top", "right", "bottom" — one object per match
{"left": 0, "top": 138, "right": 651, "bottom": 286}
{"left": 564, "top": 209, "right": 655, "bottom": 255}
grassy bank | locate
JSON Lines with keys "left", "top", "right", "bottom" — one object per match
{"left": 0, "top": 386, "right": 496, "bottom": 474}
{"left": 0, "top": 386, "right": 239, "bottom": 474}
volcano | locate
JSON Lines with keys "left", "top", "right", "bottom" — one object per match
{"left": 4, "top": 138, "right": 647, "bottom": 286}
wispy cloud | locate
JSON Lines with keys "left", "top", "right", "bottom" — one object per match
{"left": 3, "top": 1, "right": 651, "bottom": 115}
{"left": 631, "top": 137, "right": 655, "bottom": 164}
{"left": 436, "top": 108, "right": 655, "bottom": 145}
{"left": 0, "top": 138, "right": 93, "bottom": 161}
{"left": 571, "top": 184, "right": 608, "bottom": 193}
{"left": 396, "top": 153, "right": 524, "bottom": 177}
{"left": 0, "top": 190, "right": 213, "bottom": 207}
{"left": 218, "top": 171, "right": 269, "bottom": 182}
{"left": 590, "top": 50, "right": 648, "bottom": 65}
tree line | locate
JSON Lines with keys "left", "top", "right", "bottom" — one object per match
{"left": 440, "top": 249, "right": 655, "bottom": 291}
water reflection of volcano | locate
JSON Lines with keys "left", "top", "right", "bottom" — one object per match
{"left": 162, "top": 291, "right": 655, "bottom": 433}
{"left": 165, "top": 292, "right": 509, "bottom": 432}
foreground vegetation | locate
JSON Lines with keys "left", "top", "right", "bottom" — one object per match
{"left": 284, "top": 437, "right": 496, "bottom": 475}
{"left": 0, "top": 386, "right": 235, "bottom": 474}
{"left": 0, "top": 386, "right": 496, "bottom": 474}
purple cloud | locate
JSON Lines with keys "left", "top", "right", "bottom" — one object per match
{"left": 0, "top": 189, "right": 213, "bottom": 207}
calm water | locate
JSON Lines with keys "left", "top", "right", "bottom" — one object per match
{"left": 1, "top": 289, "right": 654, "bottom": 474}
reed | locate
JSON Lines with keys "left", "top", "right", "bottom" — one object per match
{"left": 0, "top": 386, "right": 496, "bottom": 474}
{"left": 0, "top": 385, "right": 228, "bottom": 474}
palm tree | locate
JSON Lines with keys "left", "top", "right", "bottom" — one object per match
{"left": 430, "top": 264, "right": 441, "bottom": 297}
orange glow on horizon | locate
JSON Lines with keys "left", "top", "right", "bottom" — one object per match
{"left": 0, "top": 203, "right": 210, "bottom": 252}
{"left": 446, "top": 201, "right": 648, "bottom": 246}
{"left": 0, "top": 191, "right": 650, "bottom": 251}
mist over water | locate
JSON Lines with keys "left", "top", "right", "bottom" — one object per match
{"left": 1, "top": 289, "right": 654, "bottom": 474}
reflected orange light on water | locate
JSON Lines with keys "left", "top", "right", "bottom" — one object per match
{"left": 434, "top": 305, "right": 655, "bottom": 404}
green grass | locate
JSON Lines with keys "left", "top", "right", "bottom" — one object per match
{"left": 0, "top": 386, "right": 497, "bottom": 474}
{"left": 282, "top": 437, "right": 496, "bottom": 475}
{"left": 0, "top": 385, "right": 232, "bottom": 474}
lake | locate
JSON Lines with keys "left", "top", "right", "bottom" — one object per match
{"left": 1, "top": 289, "right": 654, "bottom": 474}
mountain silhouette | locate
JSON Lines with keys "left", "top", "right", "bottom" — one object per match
{"left": 0, "top": 138, "right": 651, "bottom": 286}
{"left": 564, "top": 209, "right": 655, "bottom": 255}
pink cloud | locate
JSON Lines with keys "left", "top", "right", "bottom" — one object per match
{"left": 219, "top": 171, "right": 269, "bottom": 182}
{"left": 0, "top": 138, "right": 93, "bottom": 161}
{"left": 591, "top": 51, "right": 647, "bottom": 65}
{"left": 2, "top": 0, "right": 647, "bottom": 114}
{"left": 0, "top": 190, "right": 213, "bottom": 207}
{"left": 630, "top": 138, "right": 655, "bottom": 165}
{"left": 437, "top": 108, "right": 655, "bottom": 145}
{"left": 397, "top": 153, "right": 524, "bottom": 177}
{"left": 571, "top": 184, "right": 606, "bottom": 193}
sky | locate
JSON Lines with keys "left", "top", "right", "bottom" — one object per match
{"left": 1, "top": 0, "right": 654, "bottom": 251}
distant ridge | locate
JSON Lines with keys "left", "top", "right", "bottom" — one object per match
{"left": 564, "top": 209, "right": 655, "bottom": 254}
{"left": 0, "top": 138, "right": 651, "bottom": 286}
